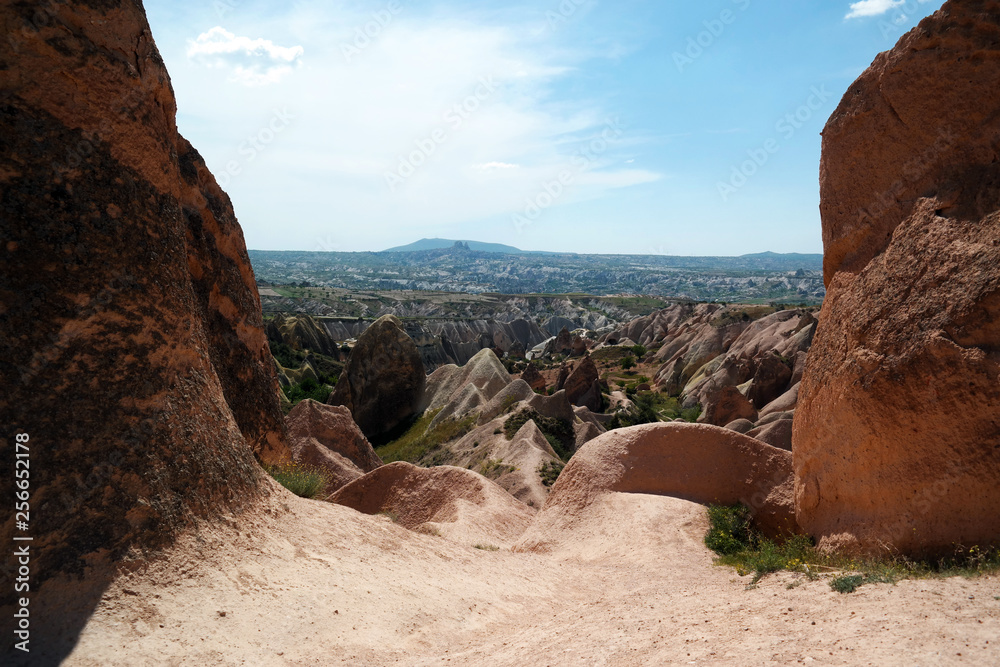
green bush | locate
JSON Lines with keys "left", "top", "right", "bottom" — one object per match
{"left": 538, "top": 460, "right": 565, "bottom": 487}
{"left": 283, "top": 377, "right": 333, "bottom": 406}
{"left": 830, "top": 575, "right": 864, "bottom": 594}
{"left": 704, "top": 504, "right": 754, "bottom": 555}
{"left": 264, "top": 462, "right": 329, "bottom": 499}
{"left": 631, "top": 345, "right": 647, "bottom": 358}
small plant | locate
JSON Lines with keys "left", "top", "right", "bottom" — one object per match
{"left": 416, "top": 524, "right": 441, "bottom": 537}
{"left": 631, "top": 345, "right": 647, "bottom": 358}
{"left": 500, "top": 393, "right": 520, "bottom": 413}
{"left": 621, "top": 356, "right": 636, "bottom": 371}
{"left": 264, "top": 461, "right": 329, "bottom": 499}
{"left": 479, "top": 458, "right": 516, "bottom": 480}
{"left": 830, "top": 575, "right": 864, "bottom": 594}
{"left": 473, "top": 543, "right": 500, "bottom": 551}
{"left": 378, "top": 510, "right": 401, "bottom": 523}
{"left": 538, "top": 460, "right": 565, "bottom": 487}
{"left": 704, "top": 504, "right": 753, "bottom": 555}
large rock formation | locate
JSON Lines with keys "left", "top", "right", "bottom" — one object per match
{"left": 328, "top": 315, "right": 425, "bottom": 439}
{"left": 285, "top": 400, "right": 382, "bottom": 495}
{"left": 515, "top": 422, "right": 798, "bottom": 553}
{"left": 795, "top": 0, "right": 1000, "bottom": 555}
{"left": 0, "top": 0, "right": 288, "bottom": 636}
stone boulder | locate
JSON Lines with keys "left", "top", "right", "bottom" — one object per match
{"left": 795, "top": 0, "right": 1000, "bottom": 556}
{"left": 515, "top": 423, "right": 798, "bottom": 553}
{"left": 328, "top": 315, "right": 426, "bottom": 439}
{"left": 0, "top": 1, "right": 288, "bottom": 653}
{"left": 285, "top": 400, "right": 382, "bottom": 494}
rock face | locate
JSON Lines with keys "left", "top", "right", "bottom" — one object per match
{"left": 699, "top": 386, "right": 757, "bottom": 427}
{"left": 515, "top": 423, "right": 798, "bottom": 553}
{"left": 0, "top": 0, "right": 288, "bottom": 606}
{"left": 795, "top": 0, "right": 1000, "bottom": 556}
{"left": 328, "top": 315, "right": 426, "bottom": 439}
{"left": 563, "top": 357, "right": 600, "bottom": 411}
{"left": 519, "top": 363, "right": 547, "bottom": 392}
{"left": 285, "top": 400, "right": 382, "bottom": 494}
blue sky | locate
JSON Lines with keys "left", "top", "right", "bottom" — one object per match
{"left": 144, "top": 0, "right": 941, "bottom": 255}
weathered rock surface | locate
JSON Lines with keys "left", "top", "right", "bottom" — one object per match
{"left": 519, "top": 363, "right": 547, "bottom": 392}
{"left": 0, "top": 0, "right": 288, "bottom": 632}
{"left": 563, "top": 356, "right": 600, "bottom": 411}
{"left": 698, "top": 386, "right": 757, "bottom": 427}
{"left": 795, "top": 0, "right": 1000, "bottom": 555}
{"left": 515, "top": 423, "right": 798, "bottom": 553}
{"left": 285, "top": 400, "right": 382, "bottom": 494}
{"left": 329, "top": 462, "right": 535, "bottom": 547}
{"left": 328, "top": 315, "right": 425, "bottom": 439}
{"left": 421, "top": 349, "right": 511, "bottom": 427}
{"left": 747, "top": 419, "right": 793, "bottom": 452}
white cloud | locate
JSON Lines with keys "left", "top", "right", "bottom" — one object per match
{"left": 187, "top": 27, "right": 303, "bottom": 85}
{"left": 845, "top": 0, "right": 929, "bottom": 19}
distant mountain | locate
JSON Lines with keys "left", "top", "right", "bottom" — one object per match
{"left": 383, "top": 238, "right": 528, "bottom": 254}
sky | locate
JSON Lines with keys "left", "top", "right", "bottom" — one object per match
{"left": 144, "top": 0, "right": 942, "bottom": 256}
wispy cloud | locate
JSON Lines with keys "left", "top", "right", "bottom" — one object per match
{"left": 844, "top": 0, "right": 930, "bottom": 19}
{"left": 187, "top": 27, "right": 303, "bottom": 85}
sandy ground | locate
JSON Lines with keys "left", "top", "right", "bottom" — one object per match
{"left": 58, "top": 481, "right": 1000, "bottom": 666}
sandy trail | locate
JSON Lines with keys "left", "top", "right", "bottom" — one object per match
{"left": 60, "top": 482, "right": 999, "bottom": 666}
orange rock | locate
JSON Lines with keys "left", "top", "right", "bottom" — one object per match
{"left": 795, "top": 0, "right": 1000, "bottom": 556}
{"left": 0, "top": 0, "right": 288, "bottom": 591}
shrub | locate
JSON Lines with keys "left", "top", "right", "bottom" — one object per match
{"left": 264, "top": 461, "right": 329, "bottom": 499}
{"left": 283, "top": 376, "right": 333, "bottom": 406}
{"left": 538, "top": 460, "right": 565, "bottom": 487}
{"left": 479, "top": 459, "right": 516, "bottom": 480}
{"left": 704, "top": 504, "right": 754, "bottom": 555}
{"left": 830, "top": 575, "right": 864, "bottom": 594}
{"left": 631, "top": 345, "right": 647, "bottom": 358}
{"left": 621, "top": 356, "right": 636, "bottom": 371}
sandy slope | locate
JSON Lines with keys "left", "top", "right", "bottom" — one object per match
{"left": 61, "top": 480, "right": 999, "bottom": 666}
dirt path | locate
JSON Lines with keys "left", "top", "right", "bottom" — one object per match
{"left": 61, "top": 483, "right": 1000, "bottom": 666}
